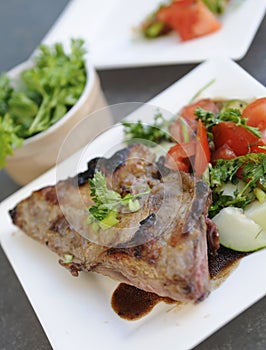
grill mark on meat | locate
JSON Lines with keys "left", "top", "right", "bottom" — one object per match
{"left": 77, "top": 157, "right": 102, "bottom": 186}
{"left": 9, "top": 207, "right": 17, "bottom": 223}
{"left": 182, "top": 181, "right": 211, "bottom": 236}
{"left": 155, "top": 156, "right": 171, "bottom": 178}
{"left": 206, "top": 217, "right": 220, "bottom": 256}
{"left": 43, "top": 186, "right": 58, "bottom": 205}
{"left": 49, "top": 216, "right": 69, "bottom": 236}
{"left": 76, "top": 147, "right": 132, "bottom": 187}
{"left": 116, "top": 213, "right": 157, "bottom": 249}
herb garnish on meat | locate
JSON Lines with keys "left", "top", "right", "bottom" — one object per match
{"left": 87, "top": 171, "right": 150, "bottom": 231}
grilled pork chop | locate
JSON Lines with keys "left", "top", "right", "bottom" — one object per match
{"left": 9, "top": 144, "right": 211, "bottom": 303}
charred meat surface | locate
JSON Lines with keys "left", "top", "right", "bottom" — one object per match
{"left": 9, "top": 144, "right": 211, "bottom": 303}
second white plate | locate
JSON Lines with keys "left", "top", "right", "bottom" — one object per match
{"left": 42, "top": 0, "right": 266, "bottom": 69}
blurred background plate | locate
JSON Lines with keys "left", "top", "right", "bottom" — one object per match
{"left": 42, "top": 0, "right": 266, "bottom": 69}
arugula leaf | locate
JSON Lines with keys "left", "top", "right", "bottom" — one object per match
{"left": 209, "top": 153, "right": 266, "bottom": 217}
{"left": 195, "top": 107, "right": 261, "bottom": 138}
{"left": 0, "top": 114, "right": 23, "bottom": 168}
{"left": 123, "top": 112, "right": 171, "bottom": 145}
{"left": 88, "top": 172, "right": 150, "bottom": 230}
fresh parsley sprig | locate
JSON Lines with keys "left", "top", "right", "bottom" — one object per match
{"left": 209, "top": 153, "right": 266, "bottom": 217}
{"left": 0, "top": 39, "right": 87, "bottom": 170}
{"left": 87, "top": 171, "right": 150, "bottom": 231}
{"left": 122, "top": 112, "right": 171, "bottom": 146}
{"left": 0, "top": 114, "right": 23, "bottom": 168}
{"left": 195, "top": 107, "right": 261, "bottom": 138}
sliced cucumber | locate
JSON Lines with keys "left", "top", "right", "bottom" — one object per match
{"left": 212, "top": 207, "right": 266, "bottom": 252}
{"left": 221, "top": 99, "right": 248, "bottom": 113}
{"left": 245, "top": 200, "right": 266, "bottom": 232}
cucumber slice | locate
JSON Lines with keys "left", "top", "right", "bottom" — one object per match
{"left": 221, "top": 99, "right": 248, "bottom": 113}
{"left": 212, "top": 207, "right": 266, "bottom": 252}
{"left": 245, "top": 200, "right": 266, "bottom": 232}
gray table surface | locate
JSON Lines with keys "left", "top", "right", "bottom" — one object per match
{"left": 1, "top": 1, "right": 266, "bottom": 349}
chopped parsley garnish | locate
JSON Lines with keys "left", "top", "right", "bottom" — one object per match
{"left": 122, "top": 111, "right": 171, "bottom": 146}
{"left": 195, "top": 107, "right": 261, "bottom": 138}
{"left": 87, "top": 171, "right": 150, "bottom": 231}
{"left": 209, "top": 153, "right": 266, "bottom": 217}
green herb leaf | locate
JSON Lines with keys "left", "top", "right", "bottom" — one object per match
{"left": 0, "top": 114, "right": 23, "bottom": 168}
{"left": 88, "top": 171, "right": 150, "bottom": 230}
{"left": 122, "top": 111, "right": 171, "bottom": 145}
{"left": 195, "top": 107, "right": 261, "bottom": 138}
{"left": 209, "top": 153, "right": 266, "bottom": 217}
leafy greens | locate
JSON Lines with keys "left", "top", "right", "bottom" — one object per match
{"left": 0, "top": 38, "right": 87, "bottom": 169}
{"left": 195, "top": 107, "right": 261, "bottom": 138}
{"left": 122, "top": 112, "right": 171, "bottom": 145}
{"left": 209, "top": 153, "right": 266, "bottom": 217}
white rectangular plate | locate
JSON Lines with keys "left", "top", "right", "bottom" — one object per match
{"left": 1, "top": 58, "right": 266, "bottom": 350}
{"left": 41, "top": 0, "right": 266, "bottom": 69}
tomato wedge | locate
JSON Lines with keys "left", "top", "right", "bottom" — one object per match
{"left": 211, "top": 144, "right": 237, "bottom": 163}
{"left": 212, "top": 121, "right": 259, "bottom": 156}
{"left": 157, "top": 0, "right": 221, "bottom": 41}
{"left": 166, "top": 141, "right": 195, "bottom": 172}
{"left": 180, "top": 98, "right": 219, "bottom": 121}
{"left": 166, "top": 120, "right": 210, "bottom": 176}
{"left": 194, "top": 120, "right": 210, "bottom": 176}
{"left": 242, "top": 98, "right": 266, "bottom": 141}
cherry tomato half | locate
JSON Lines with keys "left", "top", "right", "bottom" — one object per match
{"left": 242, "top": 97, "right": 266, "bottom": 132}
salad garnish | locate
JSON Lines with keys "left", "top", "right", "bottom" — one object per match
{"left": 195, "top": 107, "right": 261, "bottom": 138}
{"left": 122, "top": 95, "right": 266, "bottom": 252}
{"left": 209, "top": 153, "right": 266, "bottom": 217}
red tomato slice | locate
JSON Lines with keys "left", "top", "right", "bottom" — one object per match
{"left": 180, "top": 98, "right": 219, "bottom": 121}
{"left": 157, "top": 0, "right": 221, "bottom": 41}
{"left": 194, "top": 120, "right": 210, "bottom": 176}
{"left": 166, "top": 141, "right": 195, "bottom": 171}
{"left": 242, "top": 98, "right": 266, "bottom": 132}
{"left": 212, "top": 121, "right": 259, "bottom": 156}
{"left": 211, "top": 144, "right": 237, "bottom": 163}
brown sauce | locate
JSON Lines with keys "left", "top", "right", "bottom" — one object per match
{"left": 111, "top": 246, "right": 250, "bottom": 320}
{"left": 111, "top": 283, "right": 175, "bottom": 320}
